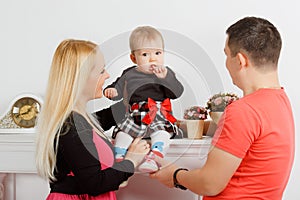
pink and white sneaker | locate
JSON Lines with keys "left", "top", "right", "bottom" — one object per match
{"left": 138, "top": 156, "right": 159, "bottom": 173}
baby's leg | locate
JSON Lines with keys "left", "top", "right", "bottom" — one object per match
{"left": 114, "top": 131, "right": 133, "bottom": 162}
{"left": 113, "top": 131, "right": 134, "bottom": 187}
{"left": 150, "top": 130, "right": 171, "bottom": 158}
{"left": 138, "top": 130, "right": 171, "bottom": 173}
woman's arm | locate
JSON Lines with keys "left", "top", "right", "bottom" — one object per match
{"left": 58, "top": 114, "right": 134, "bottom": 196}
{"left": 94, "top": 100, "right": 126, "bottom": 131}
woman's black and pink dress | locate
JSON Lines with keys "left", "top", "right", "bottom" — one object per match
{"left": 46, "top": 112, "right": 134, "bottom": 200}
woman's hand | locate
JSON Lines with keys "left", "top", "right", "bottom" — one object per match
{"left": 125, "top": 137, "right": 150, "bottom": 168}
{"left": 104, "top": 88, "right": 118, "bottom": 99}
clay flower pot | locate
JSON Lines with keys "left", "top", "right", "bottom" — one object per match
{"left": 209, "top": 111, "right": 223, "bottom": 124}
{"left": 185, "top": 119, "right": 204, "bottom": 139}
{"left": 183, "top": 105, "right": 208, "bottom": 139}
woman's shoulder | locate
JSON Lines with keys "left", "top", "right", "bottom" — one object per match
{"left": 60, "top": 112, "right": 93, "bottom": 138}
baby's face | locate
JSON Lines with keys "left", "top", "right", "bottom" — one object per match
{"left": 133, "top": 48, "right": 164, "bottom": 74}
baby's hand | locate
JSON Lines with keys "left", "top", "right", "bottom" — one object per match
{"left": 104, "top": 88, "right": 118, "bottom": 99}
{"left": 152, "top": 65, "right": 167, "bottom": 79}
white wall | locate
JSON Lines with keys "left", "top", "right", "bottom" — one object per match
{"left": 0, "top": 0, "right": 299, "bottom": 199}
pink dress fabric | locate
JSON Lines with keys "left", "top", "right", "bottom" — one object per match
{"left": 46, "top": 130, "right": 116, "bottom": 200}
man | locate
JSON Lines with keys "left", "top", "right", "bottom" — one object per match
{"left": 150, "top": 16, "right": 295, "bottom": 199}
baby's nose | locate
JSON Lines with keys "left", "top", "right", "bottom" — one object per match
{"left": 149, "top": 54, "right": 157, "bottom": 62}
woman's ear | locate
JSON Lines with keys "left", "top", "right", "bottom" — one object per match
{"left": 130, "top": 53, "right": 137, "bottom": 64}
{"left": 237, "top": 52, "right": 248, "bottom": 68}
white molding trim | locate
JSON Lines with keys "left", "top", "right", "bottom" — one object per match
{"left": 0, "top": 133, "right": 37, "bottom": 173}
{"left": 0, "top": 131, "right": 211, "bottom": 173}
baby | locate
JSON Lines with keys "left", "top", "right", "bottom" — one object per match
{"left": 104, "top": 26, "right": 184, "bottom": 173}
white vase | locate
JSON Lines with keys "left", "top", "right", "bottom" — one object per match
{"left": 209, "top": 111, "right": 223, "bottom": 124}
{"left": 185, "top": 120, "right": 204, "bottom": 139}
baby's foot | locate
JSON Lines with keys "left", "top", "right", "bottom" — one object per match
{"left": 138, "top": 157, "right": 158, "bottom": 173}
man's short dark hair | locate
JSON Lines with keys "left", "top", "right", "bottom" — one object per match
{"left": 226, "top": 17, "right": 282, "bottom": 68}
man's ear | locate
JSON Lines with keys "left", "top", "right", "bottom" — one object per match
{"left": 130, "top": 53, "right": 137, "bottom": 64}
{"left": 237, "top": 52, "right": 249, "bottom": 68}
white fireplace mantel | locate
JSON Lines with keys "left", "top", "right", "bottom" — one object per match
{"left": 0, "top": 129, "right": 212, "bottom": 200}
{"left": 0, "top": 129, "right": 37, "bottom": 174}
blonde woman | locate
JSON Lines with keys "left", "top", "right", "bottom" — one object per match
{"left": 36, "top": 39, "right": 150, "bottom": 200}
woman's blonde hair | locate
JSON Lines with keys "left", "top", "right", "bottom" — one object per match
{"left": 35, "top": 39, "right": 98, "bottom": 181}
{"left": 129, "top": 26, "right": 164, "bottom": 52}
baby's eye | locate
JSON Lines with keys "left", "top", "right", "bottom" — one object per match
{"left": 155, "top": 51, "right": 162, "bottom": 55}
{"left": 142, "top": 53, "right": 148, "bottom": 56}
{"left": 100, "top": 68, "right": 105, "bottom": 74}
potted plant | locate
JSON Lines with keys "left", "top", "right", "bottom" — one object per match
{"left": 206, "top": 92, "right": 239, "bottom": 124}
{"left": 182, "top": 106, "right": 208, "bottom": 139}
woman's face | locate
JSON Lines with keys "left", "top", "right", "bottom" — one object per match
{"left": 86, "top": 49, "right": 110, "bottom": 100}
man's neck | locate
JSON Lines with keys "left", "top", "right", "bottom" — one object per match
{"left": 243, "top": 70, "right": 280, "bottom": 96}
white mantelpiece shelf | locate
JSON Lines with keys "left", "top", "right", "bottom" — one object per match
{"left": 0, "top": 130, "right": 211, "bottom": 173}
{"left": 0, "top": 130, "right": 37, "bottom": 173}
{"left": 0, "top": 130, "right": 211, "bottom": 200}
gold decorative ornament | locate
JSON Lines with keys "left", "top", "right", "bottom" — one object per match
{"left": 0, "top": 94, "right": 43, "bottom": 129}
{"left": 11, "top": 97, "right": 41, "bottom": 128}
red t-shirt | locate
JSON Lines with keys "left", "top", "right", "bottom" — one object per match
{"left": 205, "top": 88, "right": 295, "bottom": 200}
